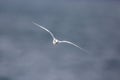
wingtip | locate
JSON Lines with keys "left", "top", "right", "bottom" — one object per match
{"left": 32, "top": 21, "right": 40, "bottom": 27}
{"left": 32, "top": 21, "right": 36, "bottom": 25}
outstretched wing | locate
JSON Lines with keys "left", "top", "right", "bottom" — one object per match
{"left": 32, "top": 22, "right": 55, "bottom": 39}
{"left": 59, "top": 40, "right": 88, "bottom": 53}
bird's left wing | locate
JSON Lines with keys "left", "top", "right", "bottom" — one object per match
{"left": 59, "top": 40, "right": 88, "bottom": 53}
{"left": 32, "top": 22, "right": 55, "bottom": 39}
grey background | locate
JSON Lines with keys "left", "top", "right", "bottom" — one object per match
{"left": 0, "top": 0, "right": 120, "bottom": 80}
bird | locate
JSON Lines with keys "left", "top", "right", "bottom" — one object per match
{"left": 32, "top": 22, "right": 88, "bottom": 53}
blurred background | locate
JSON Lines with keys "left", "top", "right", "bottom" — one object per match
{"left": 0, "top": 0, "right": 120, "bottom": 80}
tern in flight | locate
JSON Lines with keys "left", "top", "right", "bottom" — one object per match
{"left": 32, "top": 22, "right": 88, "bottom": 53}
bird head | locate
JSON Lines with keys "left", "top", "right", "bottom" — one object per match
{"left": 53, "top": 39, "right": 59, "bottom": 45}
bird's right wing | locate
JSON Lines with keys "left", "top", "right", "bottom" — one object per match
{"left": 59, "top": 40, "right": 88, "bottom": 53}
{"left": 32, "top": 22, "right": 55, "bottom": 39}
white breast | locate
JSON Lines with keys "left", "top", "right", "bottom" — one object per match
{"left": 53, "top": 39, "right": 59, "bottom": 45}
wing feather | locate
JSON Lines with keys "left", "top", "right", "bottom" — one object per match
{"left": 59, "top": 40, "right": 88, "bottom": 53}
{"left": 32, "top": 22, "right": 55, "bottom": 39}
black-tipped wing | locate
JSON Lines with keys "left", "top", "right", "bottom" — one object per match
{"left": 59, "top": 40, "right": 88, "bottom": 53}
{"left": 32, "top": 22, "right": 55, "bottom": 39}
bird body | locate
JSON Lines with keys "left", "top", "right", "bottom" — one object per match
{"left": 32, "top": 22, "right": 88, "bottom": 53}
{"left": 53, "top": 38, "right": 59, "bottom": 45}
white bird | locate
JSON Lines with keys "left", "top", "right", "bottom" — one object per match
{"left": 32, "top": 22, "right": 88, "bottom": 53}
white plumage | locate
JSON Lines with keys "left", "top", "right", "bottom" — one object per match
{"left": 32, "top": 22, "right": 88, "bottom": 53}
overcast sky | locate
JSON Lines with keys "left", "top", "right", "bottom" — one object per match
{"left": 0, "top": 0, "right": 120, "bottom": 80}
